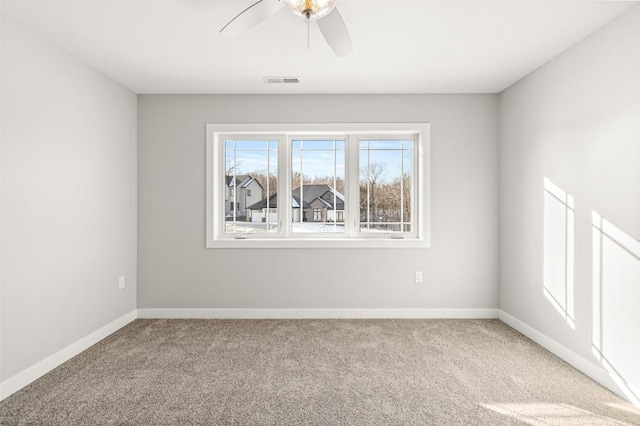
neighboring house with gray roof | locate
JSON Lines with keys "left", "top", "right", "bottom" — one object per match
{"left": 247, "top": 184, "right": 345, "bottom": 223}
{"left": 225, "top": 175, "right": 263, "bottom": 220}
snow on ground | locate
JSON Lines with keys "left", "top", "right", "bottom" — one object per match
{"left": 226, "top": 222, "right": 345, "bottom": 234}
{"left": 226, "top": 222, "right": 402, "bottom": 234}
{"left": 291, "top": 222, "right": 345, "bottom": 233}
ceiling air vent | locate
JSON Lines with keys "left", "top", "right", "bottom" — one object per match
{"left": 263, "top": 76, "right": 300, "bottom": 84}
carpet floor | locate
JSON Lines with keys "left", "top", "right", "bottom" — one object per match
{"left": 1, "top": 319, "right": 639, "bottom": 425}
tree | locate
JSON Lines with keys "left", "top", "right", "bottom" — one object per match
{"left": 291, "top": 171, "right": 313, "bottom": 189}
{"left": 252, "top": 170, "right": 278, "bottom": 198}
{"left": 383, "top": 173, "right": 412, "bottom": 221}
{"left": 360, "top": 162, "right": 385, "bottom": 222}
{"left": 226, "top": 158, "right": 244, "bottom": 176}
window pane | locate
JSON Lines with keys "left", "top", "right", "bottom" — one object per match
{"left": 359, "top": 139, "right": 413, "bottom": 233}
{"left": 223, "top": 139, "right": 278, "bottom": 234}
{"left": 233, "top": 140, "right": 269, "bottom": 150}
{"left": 291, "top": 139, "right": 346, "bottom": 234}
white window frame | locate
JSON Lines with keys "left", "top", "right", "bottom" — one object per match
{"left": 206, "top": 123, "right": 430, "bottom": 248}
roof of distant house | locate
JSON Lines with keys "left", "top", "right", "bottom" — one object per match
{"left": 247, "top": 184, "right": 344, "bottom": 210}
{"left": 225, "top": 175, "right": 262, "bottom": 189}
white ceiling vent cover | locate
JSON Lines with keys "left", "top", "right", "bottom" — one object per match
{"left": 264, "top": 76, "right": 300, "bottom": 84}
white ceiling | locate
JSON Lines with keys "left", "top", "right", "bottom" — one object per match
{"left": 1, "top": 0, "right": 636, "bottom": 94}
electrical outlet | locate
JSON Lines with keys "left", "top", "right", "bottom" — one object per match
{"left": 414, "top": 271, "right": 423, "bottom": 283}
{"left": 118, "top": 276, "right": 125, "bottom": 290}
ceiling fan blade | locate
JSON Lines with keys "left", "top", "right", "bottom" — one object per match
{"left": 220, "top": 0, "right": 283, "bottom": 37}
{"left": 317, "top": 7, "right": 353, "bottom": 57}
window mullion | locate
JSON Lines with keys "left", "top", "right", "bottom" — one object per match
{"left": 400, "top": 141, "right": 404, "bottom": 233}
{"left": 416, "top": 136, "right": 423, "bottom": 239}
{"left": 279, "top": 135, "right": 291, "bottom": 237}
{"left": 232, "top": 141, "right": 237, "bottom": 228}
{"left": 346, "top": 135, "right": 359, "bottom": 237}
{"left": 333, "top": 139, "right": 337, "bottom": 232}
{"left": 214, "top": 134, "right": 224, "bottom": 240}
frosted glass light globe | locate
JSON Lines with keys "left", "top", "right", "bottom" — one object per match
{"left": 282, "top": 0, "right": 338, "bottom": 20}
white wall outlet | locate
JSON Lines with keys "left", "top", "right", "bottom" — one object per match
{"left": 415, "top": 271, "right": 423, "bottom": 283}
{"left": 118, "top": 276, "right": 125, "bottom": 290}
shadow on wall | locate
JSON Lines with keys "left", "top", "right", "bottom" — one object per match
{"left": 543, "top": 178, "right": 575, "bottom": 329}
{"left": 592, "top": 212, "right": 640, "bottom": 406}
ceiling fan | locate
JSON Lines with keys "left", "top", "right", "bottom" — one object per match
{"left": 220, "top": 0, "right": 353, "bottom": 57}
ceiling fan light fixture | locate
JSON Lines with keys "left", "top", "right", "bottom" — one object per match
{"left": 282, "top": 0, "right": 337, "bottom": 20}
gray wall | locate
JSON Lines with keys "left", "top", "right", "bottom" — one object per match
{"left": 138, "top": 94, "right": 499, "bottom": 310}
{"left": 499, "top": 4, "right": 640, "bottom": 392}
{"left": 1, "top": 16, "right": 138, "bottom": 380}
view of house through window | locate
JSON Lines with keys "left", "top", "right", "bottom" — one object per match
{"left": 224, "top": 137, "right": 415, "bottom": 236}
{"left": 208, "top": 124, "right": 428, "bottom": 246}
{"left": 224, "top": 139, "right": 278, "bottom": 234}
{"left": 292, "top": 139, "right": 346, "bottom": 234}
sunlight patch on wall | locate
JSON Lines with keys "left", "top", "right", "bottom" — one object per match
{"left": 592, "top": 212, "right": 640, "bottom": 406}
{"left": 482, "top": 403, "right": 632, "bottom": 425}
{"left": 543, "top": 178, "right": 575, "bottom": 328}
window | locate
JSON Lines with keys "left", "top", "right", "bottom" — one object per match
{"left": 223, "top": 138, "right": 278, "bottom": 233}
{"left": 292, "top": 138, "right": 345, "bottom": 234}
{"left": 206, "top": 123, "right": 429, "bottom": 248}
{"left": 359, "top": 139, "right": 413, "bottom": 233}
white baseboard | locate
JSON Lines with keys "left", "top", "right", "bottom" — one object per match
{"left": 0, "top": 310, "right": 137, "bottom": 401}
{"left": 137, "top": 308, "right": 499, "bottom": 319}
{"left": 498, "top": 310, "right": 638, "bottom": 406}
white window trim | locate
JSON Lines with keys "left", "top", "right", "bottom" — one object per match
{"left": 206, "top": 123, "right": 430, "bottom": 248}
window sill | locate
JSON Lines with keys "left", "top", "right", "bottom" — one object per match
{"left": 206, "top": 237, "right": 429, "bottom": 249}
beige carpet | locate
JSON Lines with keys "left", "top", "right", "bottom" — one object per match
{"left": 1, "top": 319, "right": 639, "bottom": 425}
